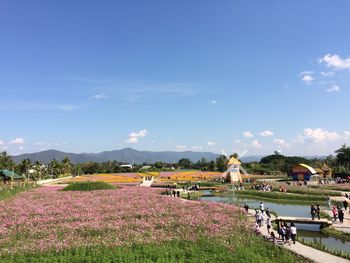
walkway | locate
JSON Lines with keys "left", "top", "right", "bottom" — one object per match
{"left": 247, "top": 210, "right": 349, "bottom": 263}
{"left": 325, "top": 196, "right": 350, "bottom": 234}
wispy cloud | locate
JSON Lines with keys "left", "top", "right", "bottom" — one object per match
{"left": 89, "top": 93, "right": 109, "bottom": 100}
{"left": 319, "top": 54, "right": 350, "bottom": 70}
{"left": 11, "top": 138, "right": 24, "bottom": 145}
{"left": 207, "top": 141, "right": 215, "bottom": 146}
{"left": 126, "top": 129, "right": 148, "bottom": 144}
{"left": 243, "top": 131, "right": 254, "bottom": 138}
{"left": 176, "top": 144, "right": 187, "bottom": 150}
{"left": 0, "top": 102, "right": 80, "bottom": 111}
{"left": 211, "top": 100, "right": 217, "bottom": 105}
{"left": 259, "top": 130, "right": 274, "bottom": 137}
{"left": 325, "top": 85, "right": 340, "bottom": 93}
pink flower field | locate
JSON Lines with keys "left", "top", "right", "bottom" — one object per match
{"left": 0, "top": 186, "right": 246, "bottom": 255}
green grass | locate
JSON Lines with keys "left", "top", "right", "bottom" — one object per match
{"left": 62, "top": 181, "right": 116, "bottom": 191}
{"left": 0, "top": 183, "right": 34, "bottom": 201}
{"left": 309, "top": 185, "right": 350, "bottom": 192}
{"left": 320, "top": 227, "right": 350, "bottom": 242}
{"left": 232, "top": 190, "right": 329, "bottom": 202}
{"left": 272, "top": 187, "right": 342, "bottom": 197}
{"left": 0, "top": 236, "right": 308, "bottom": 263}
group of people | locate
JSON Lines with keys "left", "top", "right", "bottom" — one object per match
{"left": 332, "top": 205, "right": 345, "bottom": 223}
{"left": 276, "top": 221, "right": 297, "bottom": 245}
{"left": 165, "top": 188, "right": 180, "bottom": 198}
{"left": 250, "top": 201, "right": 297, "bottom": 246}
{"left": 251, "top": 184, "right": 272, "bottom": 191}
{"left": 310, "top": 204, "right": 321, "bottom": 220}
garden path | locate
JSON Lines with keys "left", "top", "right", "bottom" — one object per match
{"left": 247, "top": 209, "right": 349, "bottom": 263}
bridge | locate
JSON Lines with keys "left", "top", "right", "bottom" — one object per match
{"left": 273, "top": 216, "right": 332, "bottom": 229}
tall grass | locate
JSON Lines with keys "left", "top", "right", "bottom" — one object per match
{"left": 0, "top": 183, "right": 34, "bottom": 201}
{"left": 62, "top": 181, "right": 116, "bottom": 191}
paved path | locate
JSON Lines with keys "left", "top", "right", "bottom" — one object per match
{"left": 325, "top": 196, "right": 350, "bottom": 233}
{"left": 248, "top": 210, "right": 349, "bottom": 263}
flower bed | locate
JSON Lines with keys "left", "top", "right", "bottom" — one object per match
{"left": 0, "top": 186, "right": 244, "bottom": 255}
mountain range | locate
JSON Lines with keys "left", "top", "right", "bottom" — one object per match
{"left": 11, "top": 148, "right": 222, "bottom": 164}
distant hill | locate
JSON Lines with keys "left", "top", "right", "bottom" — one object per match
{"left": 11, "top": 148, "right": 220, "bottom": 164}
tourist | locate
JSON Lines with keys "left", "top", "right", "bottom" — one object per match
{"left": 266, "top": 216, "right": 272, "bottom": 234}
{"left": 310, "top": 204, "right": 316, "bottom": 220}
{"left": 254, "top": 224, "right": 262, "bottom": 235}
{"left": 290, "top": 223, "right": 297, "bottom": 244}
{"left": 280, "top": 223, "right": 286, "bottom": 242}
{"left": 332, "top": 206, "right": 338, "bottom": 221}
{"left": 343, "top": 200, "right": 348, "bottom": 211}
{"left": 172, "top": 189, "right": 176, "bottom": 197}
{"left": 260, "top": 201, "right": 265, "bottom": 214}
{"left": 187, "top": 192, "right": 190, "bottom": 200}
{"left": 266, "top": 207, "right": 271, "bottom": 218}
{"left": 328, "top": 197, "right": 332, "bottom": 209}
{"left": 284, "top": 225, "right": 291, "bottom": 245}
{"left": 338, "top": 208, "right": 344, "bottom": 223}
{"left": 176, "top": 191, "right": 180, "bottom": 198}
{"left": 316, "top": 204, "right": 321, "bottom": 220}
{"left": 243, "top": 203, "right": 249, "bottom": 214}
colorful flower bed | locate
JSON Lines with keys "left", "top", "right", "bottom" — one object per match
{"left": 156, "top": 171, "right": 222, "bottom": 182}
{"left": 66, "top": 173, "right": 142, "bottom": 183}
{"left": 0, "top": 186, "right": 245, "bottom": 255}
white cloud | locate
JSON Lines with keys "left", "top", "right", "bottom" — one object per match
{"left": 234, "top": 139, "right": 241, "bottom": 144}
{"left": 58, "top": 104, "right": 79, "bottom": 111}
{"left": 302, "top": 74, "right": 314, "bottom": 83}
{"left": 319, "top": 54, "right": 350, "bottom": 70}
{"left": 11, "top": 138, "right": 24, "bottom": 145}
{"left": 260, "top": 130, "right": 274, "bottom": 137}
{"left": 243, "top": 131, "right": 254, "bottom": 138}
{"left": 192, "top": 145, "right": 203, "bottom": 150}
{"left": 125, "top": 129, "right": 148, "bottom": 144}
{"left": 207, "top": 141, "right": 215, "bottom": 146}
{"left": 325, "top": 85, "right": 340, "bottom": 93}
{"left": 211, "top": 100, "right": 217, "bottom": 104}
{"left": 176, "top": 145, "right": 187, "bottom": 150}
{"left": 303, "top": 128, "right": 341, "bottom": 143}
{"left": 344, "top": 131, "right": 350, "bottom": 139}
{"left": 89, "top": 93, "right": 109, "bottom": 100}
{"left": 251, "top": 140, "right": 262, "bottom": 148}
{"left": 18, "top": 146, "right": 24, "bottom": 150}
{"left": 273, "top": 139, "right": 290, "bottom": 147}
{"left": 320, "top": 71, "right": 335, "bottom": 77}
{"left": 0, "top": 140, "right": 4, "bottom": 145}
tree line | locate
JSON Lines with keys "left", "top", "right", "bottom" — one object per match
{"left": 1, "top": 144, "right": 350, "bottom": 179}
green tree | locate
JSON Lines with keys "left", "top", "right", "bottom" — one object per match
{"left": 16, "top": 158, "right": 32, "bottom": 178}
{"left": 48, "top": 159, "right": 62, "bottom": 178}
{"left": 0, "top": 151, "right": 15, "bottom": 170}
{"left": 178, "top": 158, "right": 192, "bottom": 169}
{"left": 61, "top": 157, "right": 72, "bottom": 175}
{"left": 215, "top": 155, "right": 228, "bottom": 173}
{"left": 335, "top": 144, "right": 350, "bottom": 165}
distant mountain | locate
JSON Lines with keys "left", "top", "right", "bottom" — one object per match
{"left": 11, "top": 148, "right": 220, "bottom": 164}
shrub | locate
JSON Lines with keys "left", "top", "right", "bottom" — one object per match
{"left": 62, "top": 181, "right": 116, "bottom": 191}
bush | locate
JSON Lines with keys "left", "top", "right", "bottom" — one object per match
{"left": 62, "top": 181, "right": 116, "bottom": 191}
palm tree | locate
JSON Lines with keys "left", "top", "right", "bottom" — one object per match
{"left": 0, "top": 151, "right": 15, "bottom": 170}
{"left": 61, "top": 157, "right": 72, "bottom": 175}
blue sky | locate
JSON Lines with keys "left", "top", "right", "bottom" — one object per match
{"left": 1, "top": 0, "right": 350, "bottom": 156}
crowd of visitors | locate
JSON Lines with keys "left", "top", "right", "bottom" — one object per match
{"left": 251, "top": 184, "right": 272, "bottom": 191}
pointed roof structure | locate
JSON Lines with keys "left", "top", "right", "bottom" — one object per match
{"left": 321, "top": 163, "right": 332, "bottom": 172}
{"left": 228, "top": 156, "right": 241, "bottom": 165}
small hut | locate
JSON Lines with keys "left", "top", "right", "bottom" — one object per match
{"left": 0, "top": 170, "right": 24, "bottom": 182}
{"left": 290, "top": 164, "right": 317, "bottom": 181}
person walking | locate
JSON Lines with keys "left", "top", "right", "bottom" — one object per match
{"left": 332, "top": 206, "right": 338, "bottom": 221}
{"left": 266, "top": 207, "right": 271, "bottom": 218}
{"left": 290, "top": 223, "right": 297, "bottom": 244}
{"left": 316, "top": 204, "right": 321, "bottom": 220}
{"left": 338, "top": 209, "right": 344, "bottom": 223}
{"left": 266, "top": 216, "right": 272, "bottom": 235}
{"left": 343, "top": 200, "right": 348, "bottom": 211}
{"left": 310, "top": 204, "right": 316, "bottom": 220}
{"left": 243, "top": 203, "right": 249, "bottom": 214}
{"left": 259, "top": 202, "right": 265, "bottom": 214}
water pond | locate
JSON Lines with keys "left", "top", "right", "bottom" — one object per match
{"left": 200, "top": 191, "right": 350, "bottom": 255}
